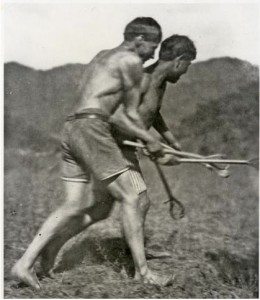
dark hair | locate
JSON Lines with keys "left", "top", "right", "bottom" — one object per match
{"left": 159, "top": 35, "right": 196, "bottom": 61}
{"left": 124, "top": 17, "right": 162, "bottom": 43}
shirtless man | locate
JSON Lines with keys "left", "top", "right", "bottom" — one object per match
{"left": 34, "top": 34, "right": 196, "bottom": 287}
{"left": 114, "top": 33, "right": 196, "bottom": 151}
{"left": 12, "top": 17, "right": 169, "bottom": 289}
{"left": 112, "top": 34, "right": 196, "bottom": 224}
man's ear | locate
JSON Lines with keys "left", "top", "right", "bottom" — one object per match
{"left": 175, "top": 54, "right": 184, "bottom": 69}
{"left": 136, "top": 35, "right": 145, "bottom": 42}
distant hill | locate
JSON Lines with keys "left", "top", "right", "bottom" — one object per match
{"left": 160, "top": 57, "right": 259, "bottom": 156}
{"left": 4, "top": 62, "right": 86, "bottom": 150}
{"left": 4, "top": 58, "right": 259, "bottom": 156}
{"left": 161, "top": 57, "right": 258, "bottom": 125}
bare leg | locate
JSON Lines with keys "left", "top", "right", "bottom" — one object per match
{"left": 11, "top": 181, "right": 111, "bottom": 289}
{"left": 138, "top": 191, "right": 150, "bottom": 228}
{"left": 123, "top": 191, "right": 149, "bottom": 251}
{"left": 42, "top": 188, "right": 155, "bottom": 276}
{"left": 43, "top": 188, "right": 150, "bottom": 275}
{"left": 106, "top": 171, "right": 174, "bottom": 286}
{"left": 41, "top": 182, "right": 114, "bottom": 276}
{"left": 40, "top": 217, "right": 88, "bottom": 278}
{"left": 138, "top": 192, "right": 172, "bottom": 259}
{"left": 106, "top": 172, "right": 147, "bottom": 277}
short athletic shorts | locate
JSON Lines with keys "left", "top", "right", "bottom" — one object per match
{"left": 120, "top": 146, "right": 147, "bottom": 194}
{"left": 60, "top": 109, "right": 147, "bottom": 194}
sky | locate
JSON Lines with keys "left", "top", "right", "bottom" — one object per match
{"left": 2, "top": 0, "right": 260, "bottom": 70}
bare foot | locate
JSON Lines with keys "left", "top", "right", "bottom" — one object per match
{"left": 11, "top": 261, "right": 41, "bottom": 290}
{"left": 135, "top": 269, "right": 175, "bottom": 287}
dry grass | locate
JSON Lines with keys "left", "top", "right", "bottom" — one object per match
{"left": 4, "top": 150, "right": 258, "bottom": 298}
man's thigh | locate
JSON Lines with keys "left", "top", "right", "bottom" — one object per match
{"left": 104, "top": 170, "right": 139, "bottom": 201}
{"left": 63, "top": 180, "right": 98, "bottom": 211}
{"left": 86, "top": 180, "right": 115, "bottom": 221}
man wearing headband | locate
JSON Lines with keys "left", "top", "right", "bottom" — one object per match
{"left": 12, "top": 17, "right": 166, "bottom": 289}
{"left": 34, "top": 34, "right": 196, "bottom": 288}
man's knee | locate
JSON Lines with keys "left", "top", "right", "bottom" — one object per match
{"left": 106, "top": 171, "right": 141, "bottom": 206}
{"left": 122, "top": 192, "right": 143, "bottom": 211}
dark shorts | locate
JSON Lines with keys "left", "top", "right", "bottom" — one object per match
{"left": 61, "top": 109, "right": 147, "bottom": 194}
{"left": 60, "top": 109, "right": 129, "bottom": 182}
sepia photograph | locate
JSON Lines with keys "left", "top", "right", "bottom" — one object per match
{"left": 3, "top": 0, "right": 259, "bottom": 298}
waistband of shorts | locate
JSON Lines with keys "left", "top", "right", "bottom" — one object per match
{"left": 66, "top": 108, "right": 109, "bottom": 122}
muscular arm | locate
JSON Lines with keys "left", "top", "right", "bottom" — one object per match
{"left": 116, "top": 55, "right": 158, "bottom": 145}
{"left": 110, "top": 106, "right": 145, "bottom": 139}
{"left": 153, "top": 112, "right": 181, "bottom": 150}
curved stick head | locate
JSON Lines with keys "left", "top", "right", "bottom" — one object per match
{"left": 204, "top": 163, "right": 230, "bottom": 178}
{"left": 164, "top": 198, "right": 185, "bottom": 220}
{"left": 217, "top": 164, "right": 230, "bottom": 178}
{"left": 217, "top": 169, "right": 230, "bottom": 178}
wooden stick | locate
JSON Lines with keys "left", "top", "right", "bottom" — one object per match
{"left": 177, "top": 158, "right": 250, "bottom": 165}
{"left": 123, "top": 140, "right": 225, "bottom": 160}
{"left": 123, "top": 140, "right": 231, "bottom": 178}
{"left": 123, "top": 140, "right": 251, "bottom": 165}
{"left": 123, "top": 140, "right": 199, "bottom": 158}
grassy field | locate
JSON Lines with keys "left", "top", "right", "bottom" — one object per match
{"left": 4, "top": 148, "right": 258, "bottom": 298}
{"left": 4, "top": 57, "right": 258, "bottom": 298}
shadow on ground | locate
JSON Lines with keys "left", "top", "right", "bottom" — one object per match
{"left": 53, "top": 237, "right": 135, "bottom": 277}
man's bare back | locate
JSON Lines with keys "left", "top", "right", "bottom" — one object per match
{"left": 75, "top": 48, "right": 143, "bottom": 116}
{"left": 138, "top": 73, "right": 166, "bottom": 129}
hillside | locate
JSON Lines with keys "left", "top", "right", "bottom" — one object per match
{"left": 162, "top": 57, "right": 258, "bottom": 120}
{"left": 4, "top": 58, "right": 259, "bottom": 156}
{"left": 4, "top": 58, "right": 259, "bottom": 298}
{"left": 4, "top": 62, "right": 86, "bottom": 151}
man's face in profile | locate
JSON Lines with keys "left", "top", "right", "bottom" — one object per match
{"left": 136, "top": 29, "right": 161, "bottom": 62}
{"left": 166, "top": 58, "right": 192, "bottom": 83}
{"left": 138, "top": 40, "right": 159, "bottom": 62}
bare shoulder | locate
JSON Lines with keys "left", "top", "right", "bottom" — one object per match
{"left": 115, "top": 51, "right": 142, "bottom": 69}
{"left": 100, "top": 49, "right": 143, "bottom": 86}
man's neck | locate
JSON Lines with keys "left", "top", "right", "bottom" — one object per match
{"left": 119, "top": 41, "right": 138, "bottom": 53}
{"left": 149, "top": 61, "right": 168, "bottom": 94}
{"left": 144, "top": 61, "right": 158, "bottom": 74}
